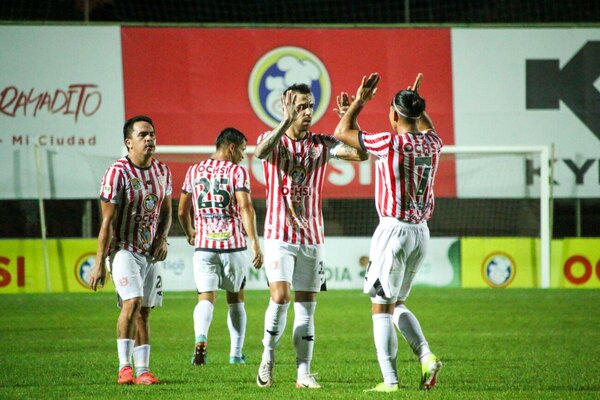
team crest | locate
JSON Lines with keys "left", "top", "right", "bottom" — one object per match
{"left": 248, "top": 46, "right": 331, "bottom": 128}
{"left": 74, "top": 252, "right": 96, "bottom": 289}
{"left": 290, "top": 166, "right": 306, "bottom": 184}
{"left": 142, "top": 194, "right": 158, "bottom": 212}
{"left": 482, "top": 252, "right": 516, "bottom": 288}
{"left": 308, "top": 146, "right": 322, "bottom": 159}
{"left": 131, "top": 178, "right": 142, "bottom": 190}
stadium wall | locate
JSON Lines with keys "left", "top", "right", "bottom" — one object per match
{"left": 1, "top": 26, "right": 600, "bottom": 199}
{"left": 1, "top": 238, "right": 599, "bottom": 294}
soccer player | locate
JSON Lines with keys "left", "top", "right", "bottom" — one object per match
{"left": 254, "top": 84, "right": 368, "bottom": 389}
{"left": 334, "top": 73, "right": 443, "bottom": 392}
{"left": 178, "top": 127, "right": 263, "bottom": 366}
{"left": 89, "top": 115, "right": 172, "bottom": 385}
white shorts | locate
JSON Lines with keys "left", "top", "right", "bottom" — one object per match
{"left": 364, "top": 218, "right": 429, "bottom": 304}
{"left": 107, "top": 249, "right": 163, "bottom": 308}
{"left": 264, "top": 239, "right": 325, "bottom": 292}
{"left": 193, "top": 250, "right": 249, "bottom": 293}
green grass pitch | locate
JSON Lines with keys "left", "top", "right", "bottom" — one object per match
{"left": 1, "top": 288, "right": 599, "bottom": 399}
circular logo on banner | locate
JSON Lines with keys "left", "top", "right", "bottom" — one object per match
{"left": 482, "top": 252, "right": 516, "bottom": 288}
{"left": 248, "top": 46, "right": 331, "bottom": 128}
{"left": 74, "top": 252, "right": 96, "bottom": 289}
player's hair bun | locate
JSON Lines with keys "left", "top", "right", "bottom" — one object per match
{"left": 393, "top": 90, "right": 425, "bottom": 119}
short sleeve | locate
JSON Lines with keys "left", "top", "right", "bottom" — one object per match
{"left": 99, "top": 165, "right": 122, "bottom": 203}
{"left": 233, "top": 165, "right": 250, "bottom": 193}
{"left": 181, "top": 165, "right": 194, "bottom": 194}
{"left": 358, "top": 131, "right": 392, "bottom": 158}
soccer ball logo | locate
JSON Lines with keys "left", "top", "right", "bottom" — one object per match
{"left": 482, "top": 253, "right": 516, "bottom": 288}
{"left": 248, "top": 46, "right": 331, "bottom": 128}
{"left": 74, "top": 253, "right": 96, "bottom": 289}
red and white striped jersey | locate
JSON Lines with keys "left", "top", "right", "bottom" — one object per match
{"left": 359, "top": 130, "right": 443, "bottom": 223}
{"left": 258, "top": 131, "right": 341, "bottom": 244}
{"left": 99, "top": 156, "right": 172, "bottom": 255}
{"left": 182, "top": 158, "right": 250, "bottom": 251}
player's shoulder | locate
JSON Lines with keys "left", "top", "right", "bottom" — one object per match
{"left": 310, "top": 131, "right": 338, "bottom": 145}
{"left": 152, "top": 158, "right": 171, "bottom": 171}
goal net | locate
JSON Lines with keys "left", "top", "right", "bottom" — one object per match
{"left": 156, "top": 144, "right": 551, "bottom": 288}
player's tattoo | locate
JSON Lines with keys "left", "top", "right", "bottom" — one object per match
{"left": 336, "top": 143, "right": 368, "bottom": 161}
{"left": 255, "top": 122, "right": 288, "bottom": 159}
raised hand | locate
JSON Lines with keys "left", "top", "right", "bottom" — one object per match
{"left": 356, "top": 73, "right": 380, "bottom": 104}
{"left": 281, "top": 90, "right": 301, "bottom": 124}
{"left": 333, "top": 92, "right": 354, "bottom": 118}
{"left": 409, "top": 73, "right": 423, "bottom": 94}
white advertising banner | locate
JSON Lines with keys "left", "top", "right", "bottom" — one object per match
{"left": 0, "top": 26, "right": 125, "bottom": 199}
{"left": 160, "top": 237, "right": 459, "bottom": 291}
{"left": 452, "top": 29, "right": 600, "bottom": 198}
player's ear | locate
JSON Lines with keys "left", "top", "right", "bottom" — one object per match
{"left": 124, "top": 138, "right": 132, "bottom": 150}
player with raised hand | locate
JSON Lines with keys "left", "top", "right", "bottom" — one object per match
{"left": 335, "top": 73, "right": 443, "bottom": 392}
{"left": 89, "top": 115, "right": 172, "bottom": 385}
{"left": 178, "top": 127, "right": 263, "bottom": 367}
{"left": 254, "top": 83, "right": 368, "bottom": 389}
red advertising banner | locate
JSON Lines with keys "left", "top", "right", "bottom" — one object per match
{"left": 121, "top": 27, "right": 455, "bottom": 198}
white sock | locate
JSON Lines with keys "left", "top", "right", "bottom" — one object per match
{"left": 133, "top": 344, "right": 150, "bottom": 376}
{"left": 372, "top": 313, "right": 398, "bottom": 386}
{"left": 293, "top": 301, "right": 316, "bottom": 379}
{"left": 261, "top": 300, "right": 289, "bottom": 362}
{"left": 227, "top": 302, "right": 246, "bottom": 358}
{"left": 393, "top": 304, "right": 431, "bottom": 360}
{"left": 193, "top": 299, "right": 214, "bottom": 341}
{"left": 117, "top": 338, "right": 134, "bottom": 369}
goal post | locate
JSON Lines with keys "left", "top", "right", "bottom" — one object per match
{"left": 156, "top": 144, "right": 552, "bottom": 288}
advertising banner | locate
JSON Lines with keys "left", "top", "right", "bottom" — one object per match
{"left": 121, "top": 27, "right": 456, "bottom": 199}
{"left": 452, "top": 29, "right": 600, "bottom": 198}
{"left": 0, "top": 26, "right": 126, "bottom": 199}
{"left": 461, "top": 238, "right": 539, "bottom": 288}
{"left": 0, "top": 239, "right": 114, "bottom": 294}
{"left": 160, "top": 237, "right": 460, "bottom": 291}
{"left": 551, "top": 238, "right": 600, "bottom": 288}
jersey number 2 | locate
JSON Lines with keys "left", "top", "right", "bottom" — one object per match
{"left": 197, "top": 177, "right": 231, "bottom": 209}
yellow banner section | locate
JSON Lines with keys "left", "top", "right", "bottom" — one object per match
{"left": 551, "top": 238, "right": 600, "bottom": 289}
{"left": 461, "top": 238, "right": 539, "bottom": 288}
{"left": 0, "top": 239, "right": 114, "bottom": 294}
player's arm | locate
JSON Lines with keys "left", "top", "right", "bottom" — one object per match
{"left": 333, "top": 91, "right": 360, "bottom": 131}
{"left": 152, "top": 195, "right": 172, "bottom": 261}
{"left": 236, "top": 190, "right": 263, "bottom": 269}
{"left": 89, "top": 200, "right": 116, "bottom": 291}
{"left": 177, "top": 191, "right": 195, "bottom": 246}
{"left": 334, "top": 73, "right": 380, "bottom": 150}
{"left": 333, "top": 143, "right": 369, "bottom": 161}
{"left": 409, "top": 73, "right": 436, "bottom": 133}
{"left": 254, "top": 90, "right": 300, "bottom": 159}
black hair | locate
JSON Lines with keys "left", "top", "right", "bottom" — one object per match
{"left": 392, "top": 90, "right": 426, "bottom": 119}
{"left": 215, "top": 127, "right": 247, "bottom": 149}
{"left": 283, "top": 83, "right": 311, "bottom": 96}
{"left": 123, "top": 115, "right": 154, "bottom": 141}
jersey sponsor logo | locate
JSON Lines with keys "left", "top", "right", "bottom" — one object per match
{"left": 73, "top": 252, "right": 96, "bottom": 289}
{"left": 142, "top": 193, "right": 158, "bottom": 212}
{"left": 248, "top": 46, "right": 331, "bottom": 128}
{"left": 102, "top": 184, "right": 112, "bottom": 195}
{"left": 140, "top": 226, "right": 153, "bottom": 251}
{"left": 158, "top": 175, "right": 167, "bottom": 187}
{"left": 482, "top": 252, "right": 516, "bottom": 288}
{"left": 290, "top": 166, "right": 307, "bottom": 184}
{"left": 131, "top": 178, "right": 142, "bottom": 191}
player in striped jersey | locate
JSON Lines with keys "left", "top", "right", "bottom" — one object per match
{"left": 89, "top": 115, "right": 172, "bottom": 385}
{"left": 178, "top": 127, "right": 263, "bottom": 366}
{"left": 255, "top": 84, "right": 368, "bottom": 389}
{"left": 335, "top": 73, "right": 443, "bottom": 392}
